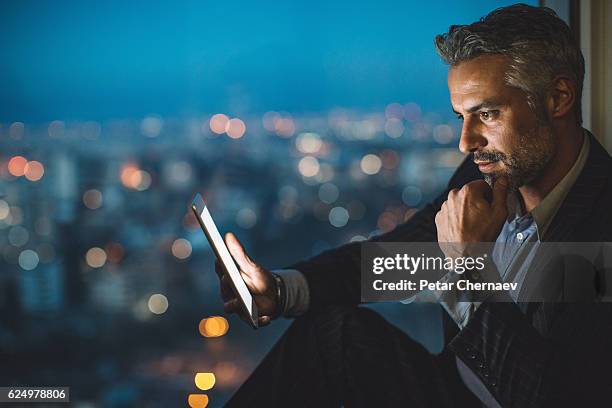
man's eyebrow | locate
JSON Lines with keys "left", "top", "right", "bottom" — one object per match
{"left": 452, "top": 100, "right": 503, "bottom": 115}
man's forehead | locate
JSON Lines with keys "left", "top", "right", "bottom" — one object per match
{"left": 448, "top": 55, "right": 512, "bottom": 107}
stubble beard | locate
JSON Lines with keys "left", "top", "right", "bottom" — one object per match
{"left": 479, "top": 124, "right": 556, "bottom": 191}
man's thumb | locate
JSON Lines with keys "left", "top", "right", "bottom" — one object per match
{"left": 492, "top": 176, "right": 509, "bottom": 210}
{"left": 225, "top": 232, "right": 254, "bottom": 272}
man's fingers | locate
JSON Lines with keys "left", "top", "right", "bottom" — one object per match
{"left": 258, "top": 316, "right": 272, "bottom": 326}
{"left": 225, "top": 232, "right": 255, "bottom": 274}
{"left": 492, "top": 176, "right": 509, "bottom": 210}
{"left": 219, "top": 274, "right": 234, "bottom": 302}
{"left": 224, "top": 298, "right": 240, "bottom": 314}
{"left": 214, "top": 261, "right": 224, "bottom": 279}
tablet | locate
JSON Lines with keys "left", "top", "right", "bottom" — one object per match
{"left": 191, "top": 193, "right": 258, "bottom": 328}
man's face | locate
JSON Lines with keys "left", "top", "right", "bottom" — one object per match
{"left": 448, "top": 54, "right": 555, "bottom": 189}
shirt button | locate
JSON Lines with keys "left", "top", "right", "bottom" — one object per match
{"left": 516, "top": 232, "right": 524, "bottom": 241}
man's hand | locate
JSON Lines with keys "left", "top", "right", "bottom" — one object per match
{"left": 435, "top": 177, "right": 508, "bottom": 257}
{"left": 215, "top": 232, "right": 277, "bottom": 327}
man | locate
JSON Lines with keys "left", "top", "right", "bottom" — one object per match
{"left": 217, "top": 4, "right": 612, "bottom": 407}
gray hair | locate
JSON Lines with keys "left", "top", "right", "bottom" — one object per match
{"left": 435, "top": 3, "right": 584, "bottom": 124}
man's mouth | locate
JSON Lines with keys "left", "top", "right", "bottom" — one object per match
{"left": 474, "top": 160, "right": 499, "bottom": 172}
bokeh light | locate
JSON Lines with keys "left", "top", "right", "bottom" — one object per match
{"left": 296, "top": 132, "right": 322, "bottom": 154}
{"left": 83, "top": 189, "right": 103, "bottom": 209}
{"left": 105, "top": 242, "right": 124, "bottom": 264}
{"left": 433, "top": 124, "right": 454, "bottom": 144}
{"left": 328, "top": 206, "right": 349, "bottom": 228}
{"left": 209, "top": 114, "right": 229, "bottom": 135}
{"left": 360, "top": 154, "right": 382, "bottom": 175}
{"left": 8, "top": 156, "right": 28, "bottom": 177}
{"left": 148, "top": 293, "right": 169, "bottom": 315}
{"left": 171, "top": 238, "right": 192, "bottom": 260}
{"left": 0, "top": 200, "right": 10, "bottom": 220}
{"left": 24, "top": 161, "right": 45, "bottom": 181}
{"left": 198, "top": 316, "right": 229, "bottom": 338}
{"left": 225, "top": 118, "right": 246, "bottom": 139}
{"left": 187, "top": 394, "right": 209, "bottom": 408}
{"left": 194, "top": 373, "right": 216, "bottom": 391}
{"left": 86, "top": 247, "right": 107, "bottom": 268}
{"left": 318, "top": 183, "right": 339, "bottom": 204}
{"left": 141, "top": 115, "right": 163, "bottom": 137}
{"left": 18, "top": 249, "right": 39, "bottom": 271}
{"left": 8, "top": 226, "right": 29, "bottom": 247}
{"left": 384, "top": 118, "right": 404, "bottom": 138}
{"left": 402, "top": 186, "right": 423, "bottom": 207}
{"left": 48, "top": 120, "right": 65, "bottom": 138}
{"left": 9, "top": 122, "right": 25, "bottom": 139}
{"left": 298, "top": 156, "right": 320, "bottom": 177}
{"left": 236, "top": 208, "right": 257, "bottom": 229}
{"left": 8, "top": 207, "right": 23, "bottom": 225}
{"left": 275, "top": 117, "right": 295, "bottom": 137}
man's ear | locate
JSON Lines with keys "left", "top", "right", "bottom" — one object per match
{"left": 547, "top": 75, "right": 577, "bottom": 120}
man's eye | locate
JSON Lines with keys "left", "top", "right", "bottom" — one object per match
{"left": 479, "top": 110, "right": 498, "bottom": 120}
{"left": 456, "top": 114, "right": 464, "bottom": 121}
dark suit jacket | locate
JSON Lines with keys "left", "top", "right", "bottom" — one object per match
{"left": 292, "top": 134, "right": 612, "bottom": 407}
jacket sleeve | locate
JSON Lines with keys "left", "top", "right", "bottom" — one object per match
{"left": 290, "top": 155, "right": 480, "bottom": 311}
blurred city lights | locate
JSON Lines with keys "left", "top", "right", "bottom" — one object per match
{"left": 0, "top": 200, "right": 9, "bottom": 220}
{"left": 83, "top": 189, "right": 103, "bottom": 209}
{"left": 384, "top": 118, "right": 404, "bottom": 138}
{"left": 120, "top": 164, "right": 151, "bottom": 191}
{"left": 274, "top": 116, "right": 295, "bottom": 137}
{"left": 402, "top": 186, "right": 423, "bottom": 207}
{"left": 349, "top": 235, "right": 367, "bottom": 242}
{"left": 404, "top": 102, "right": 422, "bottom": 122}
{"left": 315, "top": 163, "right": 335, "bottom": 183}
{"left": 85, "top": 247, "right": 107, "bottom": 268}
{"left": 187, "top": 394, "right": 209, "bottom": 408}
{"left": 148, "top": 294, "right": 169, "bottom": 315}
{"left": 236, "top": 208, "right": 257, "bottom": 229}
{"left": 9, "top": 122, "right": 25, "bottom": 140}
{"left": 209, "top": 114, "right": 229, "bottom": 135}
{"left": 7, "top": 207, "right": 23, "bottom": 225}
{"left": 380, "top": 149, "right": 400, "bottom": 170}
{"left": 81, "top": 121, "right": 102, "bottom": 140}
{"left": 194, "top": 373, "right": 216, "bottom": 391}
{"left": 198, "top": 316, "right": 229, "bottom": 338}
{"left": 105, "top": 242, "right": 124, "bottom": 264}
{"left": 8, "top": 156, "right": 28, "bottom": 177}
{"left": 48, "top": 120, "right": 65, "bottom": 138}
{"left": 360, "top": 154, "right": 382, "bottom": 175}
{"left": 328, "top": 206, "right": 349, "bottom": 228}
{"left": 385, "top": 102, "right": 404, "bottom": 119}
{"left": 433, "top": 124, "right": 454, "bottom": 144}
{"left": 167, "top": 161, "right": 192, "bottom": 184}
{"left": 8, "top": 226, "right": 29, "bottom": 247}
{"left": 18, "top": 249, "right": 39, "bottom": 271}
{"left": 298, "top": 156, "right": 320, "bottom": 177}
{"left": 213, "top": 361, "right": 239, "bottom": 385}
{"left": 225, "top": 118, "right": 246, "bottom": 139}
{"left": 24, "top": 161, "right": 45, "bottom": 181}
{"left": 141, "top": 115, "right": 163, "bottom": 137}
{"left": 171, "top": 238, "right": 192, "bottom": 260}
{"left": 318, "top": 183, "right": 339, "bottom": 204}
{"left": 262, "top": 111, "right": 281, "bottom": 132}
{"left": 296, "top": 132, "right": 322, "bottom": 154}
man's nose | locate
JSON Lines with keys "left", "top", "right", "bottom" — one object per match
{"left": 458, "top": 118, "right": 487, "bottom": 154}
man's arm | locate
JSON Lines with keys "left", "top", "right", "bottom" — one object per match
{"left": 285, "top": 156, "right": 481, "bottom": 313}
